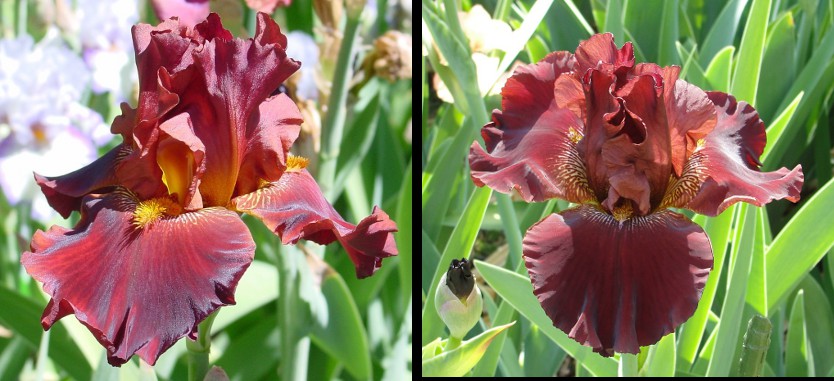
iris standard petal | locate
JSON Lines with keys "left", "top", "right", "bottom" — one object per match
{"left": 21, "top": 191, "right": 255, "bottom": 366}
{"left": 181, "top": 13, "right": 299, "bottom": 206}
{"left": 232, "top": 170, "right": 397, "bottom": 278}
{"left": 523, "top": 205, "right": 712, "bottom": 356}
{"left": 682, "top": 92, "right": 804, "bottom": 216}
{"left": 233, "top": 93, "right": 303, "bottom": 197}
{"left": 35, "top": 145, "right": 127, "bottom": 218}
{"left": 470, "top": 52, "right": 596, "bottom": 204}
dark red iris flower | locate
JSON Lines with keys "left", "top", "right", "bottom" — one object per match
{"left": 21, "top": 13, "right": 397, "bottom": 366}
{"left": 469, "top": 33, "right": 803, "bottom": 356}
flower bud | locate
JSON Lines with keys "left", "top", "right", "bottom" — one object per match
{"left": 435, "top": 258, "right": 482, "bottom": 339}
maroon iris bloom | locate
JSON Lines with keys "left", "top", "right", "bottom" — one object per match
{"left": 469, "top": 33, "right": 803, "bottom": 356}
{"left": 21, "top": 13, "right": 397, "bottom": 366}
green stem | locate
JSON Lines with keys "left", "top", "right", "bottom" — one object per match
{"left": 277, "top": 246, "right": 310, "bottom": 381}
{"left": 738, "top": 314, "right": 772, "bottom": 377}
{"left": 318, "top": 11, "right": 362, "bottom": 200}
{"left": 187, "top": 311, "right": 218, "bottom": 381}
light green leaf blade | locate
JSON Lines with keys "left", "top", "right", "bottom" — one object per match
{"left": 700, "top": 0, "right": 749, "bottom": 66}
{"left": 309, "top": 267, "right": 372, "bottom": 380}
{"left": 704, "top": 46, "right": 735, "bottom": 92}
{"left": 658, "top": 0, "right": 679, "bottom": 65}
{"left": 641, "top": 333, "right": 676, "bottom": 376}
{"left": 785, "top": 290, "right": 814, "bottom": 376}
{"left": 0, "top": 287, "right": 92, "bottom": 381}
{"left": 730, "top": 0, "right": 771, "bottom": 106}
{"left": 766, "top": 176, "right": 834, "bottom": 311}
{"left": 474, "top": 260, "right": 618, "bottom": 376}
{"left": 678, "top": 206, "right": 735, "bottom": 369}
{"left": 707, "top": 204, "right": 761, "bottom": 376}
{"left": 760, "top": 91, "right": 804, "bottom": 164}
{"left": 755, "top": 11, "right": 796, "bottom": 123}
{"left": 603, "top": 0, "right": 625, "bottom": 43}
{"left": 422, "top": 322, "right": 516, "bottom": 377}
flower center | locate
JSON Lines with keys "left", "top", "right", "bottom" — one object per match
{"left": 611, "top": 203, "right": 634, "bottom": 222}
{"left": 133, "top": 197, "right": 182, "bottom": 229}
{"left": 286, "top": 154, "right": 309, "bottom": 172}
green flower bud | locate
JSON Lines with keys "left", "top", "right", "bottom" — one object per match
{"left": 435, "top": 258, "right": 482, "bottom": 339}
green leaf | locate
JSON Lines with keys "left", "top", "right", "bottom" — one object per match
{"left": 474, "top": 260, "right": 618, "bottom": 376}
{"left": 215, "top": 316, "right": 279, "bottom": 381}
{"left": 730, "top": 0, "right": 771, "bottom": 106}
{"left": 309, "top": 268, "right": 372, "bottom": 380}
{"left": 332, "top": 89, "right": 380, "bottom": 199}
{"left": 704, "top": 46, "right": 735, "bottom": 92}
{"left": 641, "top": 333, "right": 676, "bottom": 376}
{"left": 495, "top": 0, "right": 555, "bottom": 80}
{"left": 786, "top": 290, "right": 815, "bottom": 376}
{"left": 524, "top": 325, "right": 566, "bottom": 376}
{"left": 794, "top": 275, "right": 834, "bottom": 375}
{"left": 707, "top": 205, "right": 761, "bottom": 376}
{"left": 603, "top": 0, "right": 625, "bottom": 43}
{"left": 755, "top": 11, "right": 797, "bottom": 123}
{"left": 760, "top": 91, "right": 804, "bottom": 164}
{"left": 421, "top": 230, "right": 441, "bottom": 293}
{"left": 744, "top": 206, "right": 768, "bottom": 315}
{"left": 678, "top": 207, "right": 735, "bottom": 369}
{"left": 545, "top": 0, "right": 593, "bottom": 51}
{"left": 213, "top": 261, "right": 278, "bottom": 331}
{"left": 699, "top": 0, "right": 749, "bottom": 66}
{"left": 421, "top": 2, "right": 485, "bottom": 120}
{"left": 658, "top": 0, "right": 680, "bottom": 66}
{"left": 624, "top": 0, "right": 664, "bottom": 61}
{"left": 618, "top": 353, "right": 638, "bottom": 377}
{"left": 422, "top": 322, "right": 516, "bottom": 377}
{"left": 422, "top": 187, "right": 492, "bottom": 344}
{"left": 766, "top": 177, "right": 834, "bottom": 311}
{"left": 0, "top": 338, "right": 27, "bottom": 381}
{"left": 0, "top": 286, "right": 92, "bottom": 381}
{"left": 395, "top": 160, "right": 413, "bottom": 318}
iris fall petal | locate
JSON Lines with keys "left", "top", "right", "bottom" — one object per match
{"left": 523, "top": 206, "right": 712, "bottom": 356}
{"left": 21, "top": 191, "right": 255, "bottom": 366}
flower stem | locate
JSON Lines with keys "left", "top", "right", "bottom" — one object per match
{"left": 317, "top": 10, "right": 362, "bottom": 200}
{"left": 187, "top": 311, "right": 218, "bottom": 381}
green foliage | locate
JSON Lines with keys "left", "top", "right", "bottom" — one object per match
{"left": 422, "top": 0, "right": 834, "bottom": 377}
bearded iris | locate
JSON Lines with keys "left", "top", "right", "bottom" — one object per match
{"left": 21, "top": 13, "right": 397, "bottom": 366}
{"left": 469, "top": 33, "right": 803, "bottom": 356}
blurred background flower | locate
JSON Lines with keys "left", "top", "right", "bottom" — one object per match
{"left": 0, "top": 31, "right": 108, "bottom": 221}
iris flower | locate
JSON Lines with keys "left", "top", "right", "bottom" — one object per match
{"left": 469, "top": 33, "right": 803, "bottom": 355}
{"left": 21, "top": 13, "right": 397, "bottom": 366}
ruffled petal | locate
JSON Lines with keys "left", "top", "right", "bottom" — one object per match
{"left": 469, "top": 52, "right": 595, "bottom": 203}
{"left": 176, "top": 13, "right": 299, "bottom": 206}
{"left": 523, "top": 206, "right": 712, "bottom": 356}
{"left": 21, "top": 191, "right": 254, "bottom": 366}
{"left": 573, "top": 33, "right": 634, "bottom": 78}
{"left": 683, "top": 92, "right": 803, "bottom": 216}
{"left": 664, "top": 77, "right": 717, "bottom": 176}
{"left": 498, "top": 51, "right": 575, "bottom": 128}
{"left": 233, "top": 93, "right": 303, "bottom": 197}
{"left": 35, "top": 145, "right": 127, "bottom": 218}
{"left": 231, "top": 170, "right": 397, "bottom": 278}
